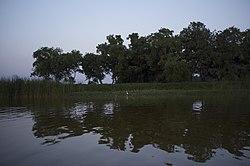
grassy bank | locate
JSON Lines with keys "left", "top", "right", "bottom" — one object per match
{"left": 78, "top": 81, "right": 250, "bottom": 91}
{"left": 1, "top": 77, "right": 250, "bottom": 99}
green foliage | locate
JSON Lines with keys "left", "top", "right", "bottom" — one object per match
{"left": 215, "top": 27, "right": 249, "bottom": 80}
{"left": 179, "top": 22, "right": 214, "bottom": 81}
{"left": 96, "top": 35, "right": 127, "bottom": 83}
{"left": 31, "top": 47, "right": 63, "bottom": 80}
{"left": 31, "top": 22, "right": 250, "bottom": 84}
{"left": 81, "top": 53, "right": 105, "bottom": 84}
{"left": 162, "top": 58, "right": 191, "bottom": 82}
{"left": 62, "top": 50, "right": 83, "bottom": 83}
{"left": 31, "top": 47, "right": 82, "bottom": 83}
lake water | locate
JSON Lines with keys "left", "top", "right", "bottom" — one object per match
{"left": 0, "top": 93, "right": 250, "bottom": 166}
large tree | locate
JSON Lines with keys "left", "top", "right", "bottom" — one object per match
{"left": 241, "top": 29, "right": 250, "bottom": 78}
{"left": 179, "top": 22, "right": 214, "bottom": 81}
{"left": 31, "top": 47, "right": 82, "bottom": 83}
{"left": 125, "top": 33, "right": 150, "bottom": 82}
{"left": 31, "top": 47, "right": 63, "bottom": 81}
{"left": 81, "top": 53, "right": 105, "bottom": 84}
{"left": 146, "top": 28, "right": 178, "bottom": 82}
{"left": 62, "top": 50, "right": 83, "bottom": 83}
{"left": 215, "top": 27, "right": 249, "bottom": 80}
{"left": 96, "top": 35, "right": 127, "bottom": 83}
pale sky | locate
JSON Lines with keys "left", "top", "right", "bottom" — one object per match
{"left": 0, "top": 0, "right": 250, "bottom": 83}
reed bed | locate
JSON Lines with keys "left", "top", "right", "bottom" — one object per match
{"left": 1, "top": 77, "right": 249, "bottom": 99}
{"left": 0, "top": 77, "right": 75, "bottom": 99}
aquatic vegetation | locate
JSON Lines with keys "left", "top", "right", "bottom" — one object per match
{"left": 0, "top": 77, "right": 249, "bottom": 99}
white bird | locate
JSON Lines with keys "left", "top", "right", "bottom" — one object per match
{"left": 126, "top": 91, "right": 129, "bottom": 95}
{"left": 192, "top": 101, "right": 202, "bottom": 111}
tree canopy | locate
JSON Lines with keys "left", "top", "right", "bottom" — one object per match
{"left": 31, "top": 47, "right": 82, "bottom": 83}
{"left": 31, "top": 22, "right": 250, "bottom": 84}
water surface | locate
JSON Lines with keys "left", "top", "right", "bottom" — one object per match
{"left": 0, "top": 93, "right": 250, "bottom": 166}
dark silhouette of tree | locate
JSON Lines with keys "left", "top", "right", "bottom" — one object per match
{"left": 31, "top": 47, "right": 82, "bottom": 83}
{"left": 31, "top": 22, "right": 250, "bottom": 83}
{"left": 31, "top": 47, "right": 64, "bottom": 81}
{"left": 96, "top": 35, "right": 127, "bottom": 84}
{"left": 179, "top": 22, "right": 214, "bottom": 81}
{"left": 81, "top": 53, "right": 105, "bottom": 84}
{"left": 62, "top": 50, "right": 83, "bottom": 83}
{"left": 215, "top": 27, "right": 246, "bottom": 80}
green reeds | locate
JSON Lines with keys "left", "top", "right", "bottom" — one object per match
{"left": 1, "top": 77, "right": 249, "bottom": 99}
{"left": 0, "top": 77, "right": 76, "bottom": 99}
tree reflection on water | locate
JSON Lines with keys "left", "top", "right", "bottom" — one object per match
{"left": 31, "top": 96, "right": 250, "bottom": 163}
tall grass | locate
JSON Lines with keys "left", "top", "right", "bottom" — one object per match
{"left": 1, "top": 77, "right": 250, "bottom": 99}
{"left": 0, "top": 77, "right": 77, "bottom": 99}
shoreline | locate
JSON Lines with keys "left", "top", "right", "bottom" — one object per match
{"left": 1, "top": 80, "right": 250, "bottom": 99}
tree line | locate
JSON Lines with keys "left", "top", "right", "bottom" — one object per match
{"left": 31, "top": 21, "right": 250, "bottom": 84}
